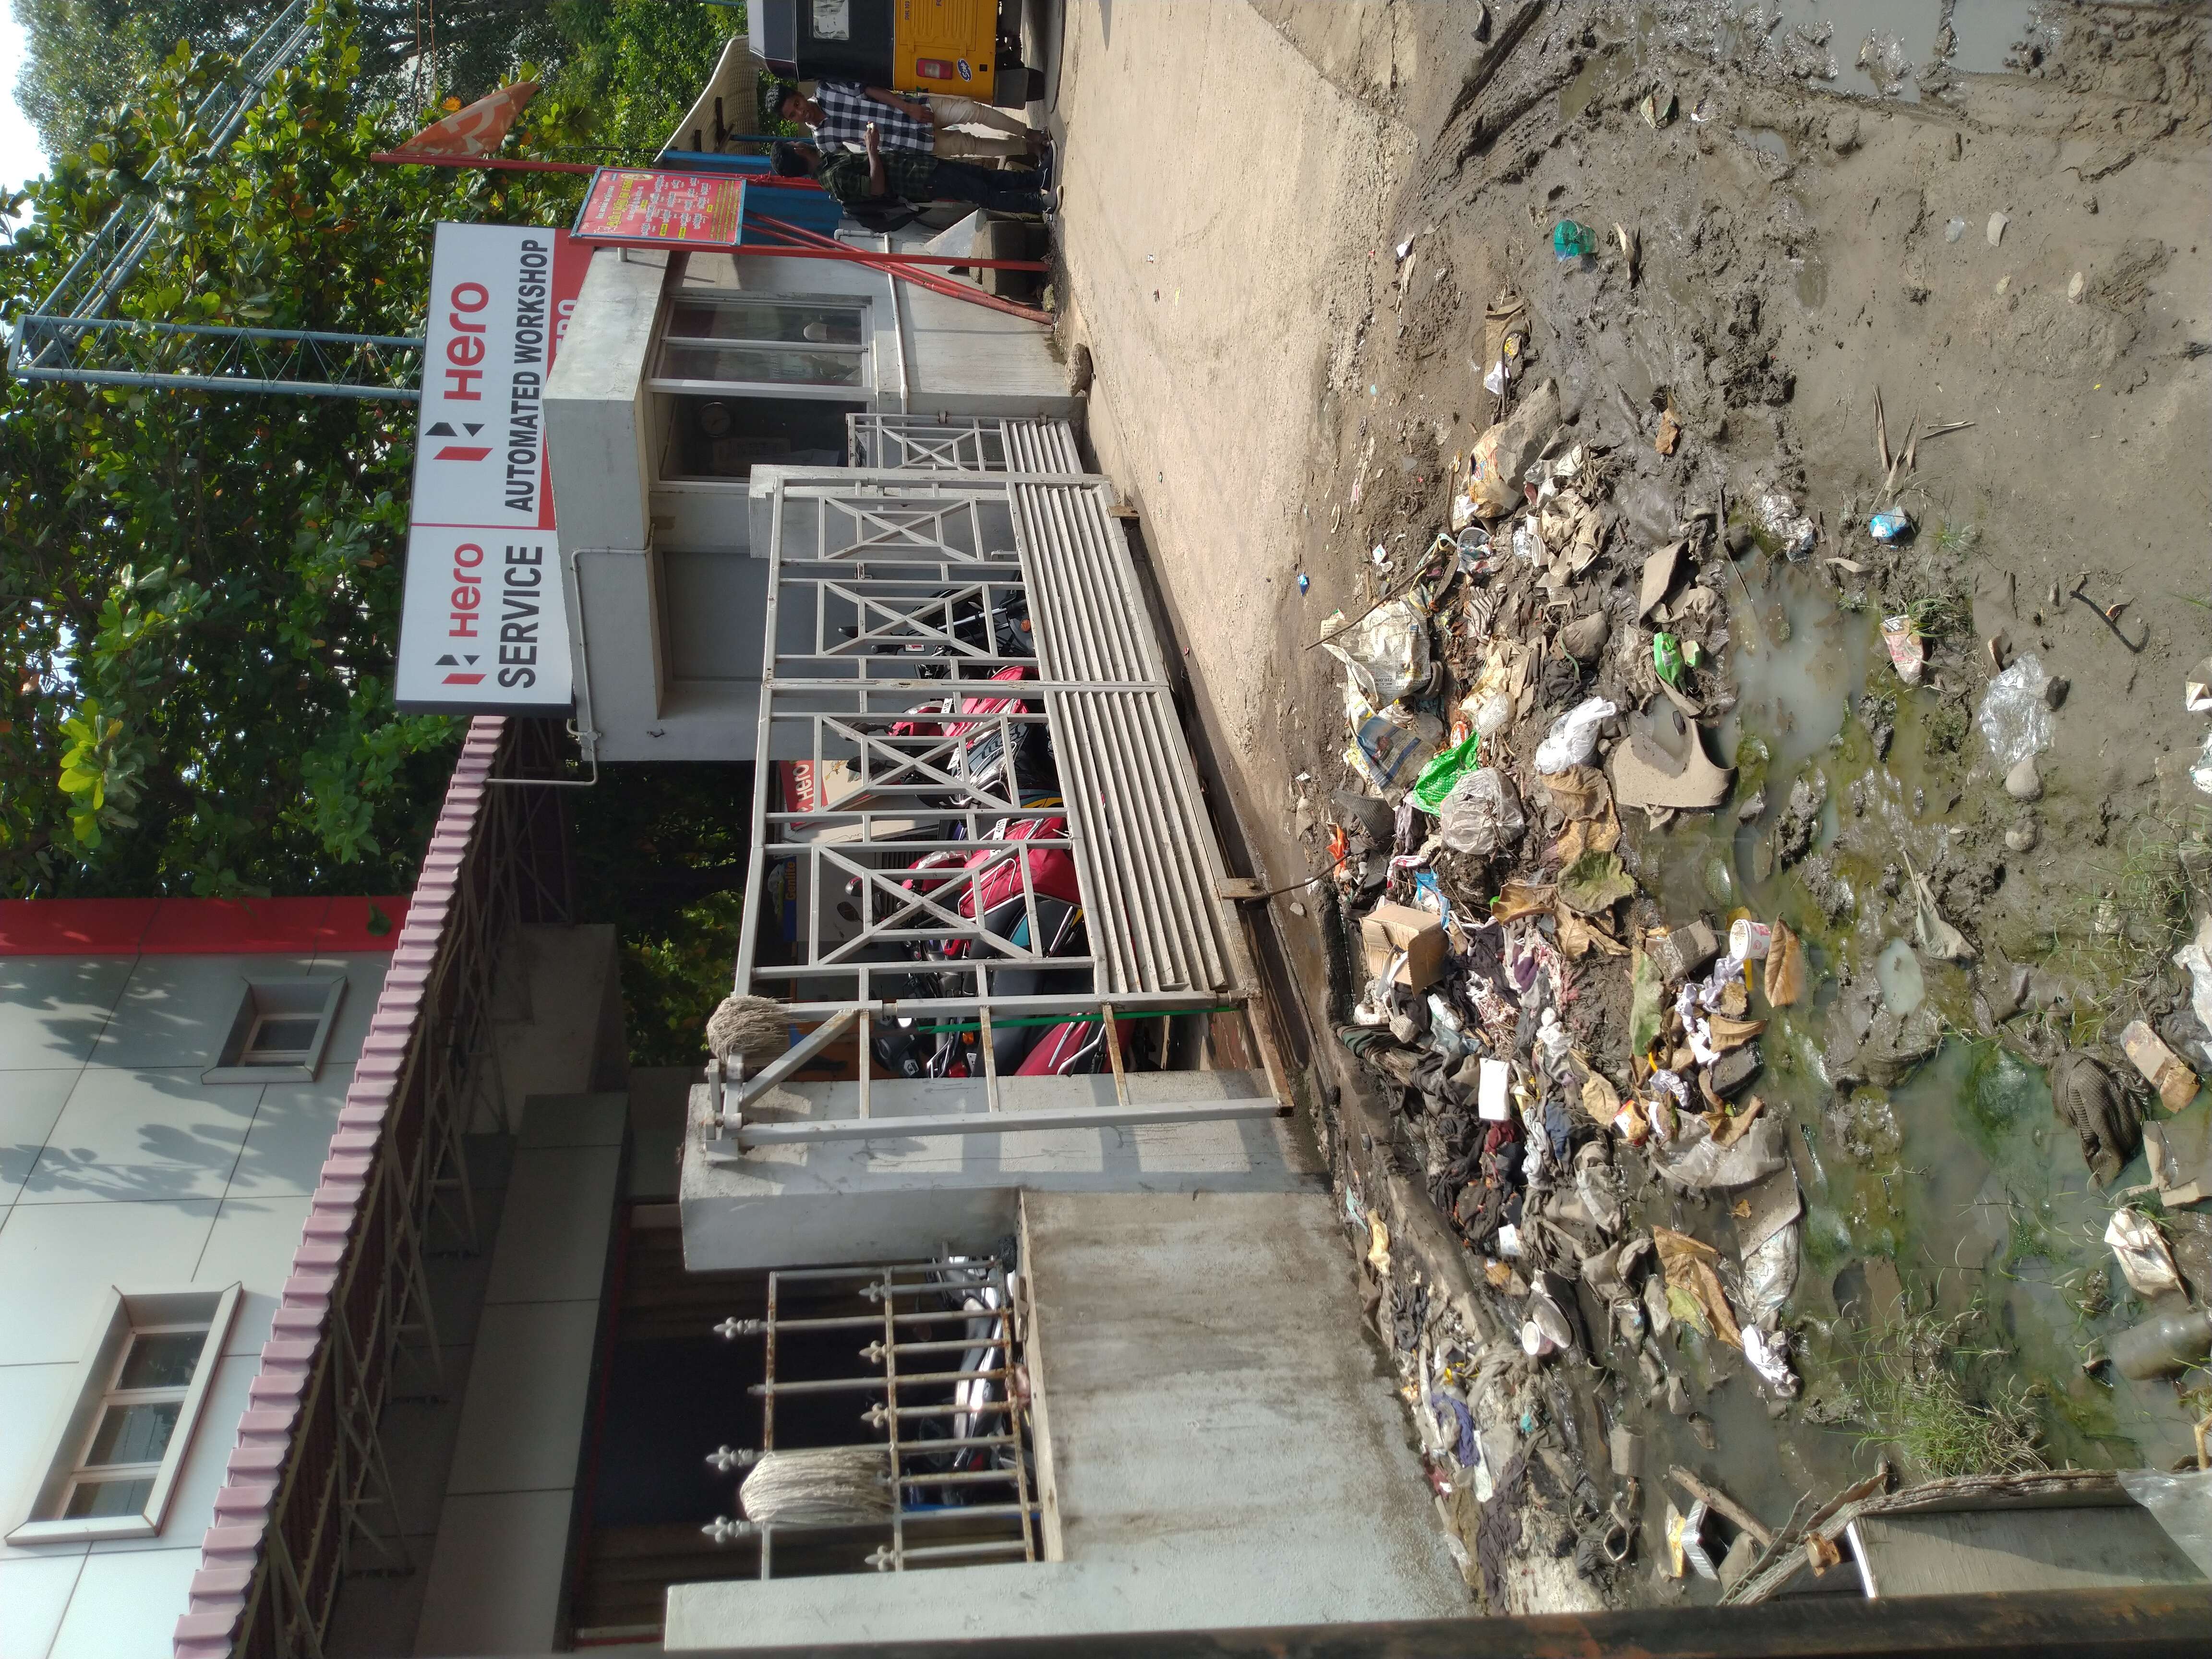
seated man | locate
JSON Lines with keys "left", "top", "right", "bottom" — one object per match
{"left": 771, "top": 125, "right": 1051, "bottom": 217}
{"left": 769, "top": 79, "right": 1044, "bottom": 166}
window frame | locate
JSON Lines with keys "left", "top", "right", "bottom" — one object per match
{"left": 202, "top": 975, "right": 346, "bottom": 1083}
{"left": 8, "top": 1285, "right": 241, "bottom": 1544}
{"left": 649, "top": 293, "right": 873, "bottom": 402}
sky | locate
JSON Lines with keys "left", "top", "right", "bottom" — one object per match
{"left": 0, "top": 0, "right": 48, "bottom": 197}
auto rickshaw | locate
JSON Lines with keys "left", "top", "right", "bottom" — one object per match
{"left": 750, "top": 0, "right": 1041, "bottom": 108}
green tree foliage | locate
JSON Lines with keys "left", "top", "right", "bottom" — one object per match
{"left": 569, "top": 764, "right": 754, "bottom": 1065}
{"left": 539, "top": 1, "right": 739, "bottom": 159}
{"left": 12, "top": 0, "right": 572, "bottom": 155}
{"left": 0, "top": 1, "right": 607, "bottom": 896}
{"left": 15, "top": 0, "right": 737, "bottom": 162}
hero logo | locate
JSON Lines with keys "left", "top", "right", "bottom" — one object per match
{"left": 426, "top": 420, "right": 488, "bottom": 462}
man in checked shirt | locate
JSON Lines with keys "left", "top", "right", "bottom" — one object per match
{"left": 769, "top": 79, "right": 1045, "bottom": 167}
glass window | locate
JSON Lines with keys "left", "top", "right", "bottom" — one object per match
{"left": 655, "top": 296, "right": 869, "bottom": 396}
{"left": 661, "top": 344, "right": 864, "bottom": 388}
{"left": 64, "top": 1479, "right": 154, "bottom": 1519}
{"left": 667, "top": 300, "right": 863, "bottom": 345}
{"left": 86, "top": 1401, "right": 182, "bottom": 1466}
{"left": 52, "top": 1318, "right": 210, "bottom": 1529}
{"left": 244, "top": 1014, "right": 324, "bottom": 1059}
{"left": 7, "top": 1287, "right": 240, "bottom": 1545}
{"left": 116, "top": 1331, "right": 205, "bottom": 1390}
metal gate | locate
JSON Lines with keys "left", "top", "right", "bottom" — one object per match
{"left": 845, "top": 413, "right": 1081, "bottom": 473}
{"left": 715, "top": 433, "right": 1278, "bottom": 1148}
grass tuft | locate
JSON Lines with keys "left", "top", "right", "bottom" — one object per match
{"left": 1847, "top": 1305, "right": 2046, "bottom": 1479}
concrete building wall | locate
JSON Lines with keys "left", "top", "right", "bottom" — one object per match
{"left": 662, "top": 1190, "right": 1467, "bottom": 1647}
{"left": 551, "top": 238, "right": 1071, "bottom": 762}
{"left": 0, "top": 937, "right": 393, "bottom": 1659}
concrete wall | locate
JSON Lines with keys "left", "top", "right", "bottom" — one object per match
{"left": 548, "top": 248, "right": 673, "bottom": 769}
{"left": 0, "top": 947, "right": 390, "bottom": 1659}
{"left": 551, "top": 237, "right": 1069, "bottom": 763}
{"left": 679, "top": 1069, "right": 1311, "bottom": 1271}
{"left": 662, "top": 1190, "right": 1467, "bottom": 1647}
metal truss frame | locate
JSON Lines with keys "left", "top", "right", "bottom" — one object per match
{"left": 7, "top": 0, "right": 432, "bottom": 402}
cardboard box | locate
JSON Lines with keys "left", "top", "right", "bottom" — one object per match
{"left": 1360, "top": 902, "right": 1445, "bottom": 991}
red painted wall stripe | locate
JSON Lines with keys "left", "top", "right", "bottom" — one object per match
{"left": 0, "top": 896, "right": 409, "bottom": 956}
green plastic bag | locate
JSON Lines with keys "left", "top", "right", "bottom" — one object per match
{"left": 1653, "top": 631, "right": 1685, "bottom": 687}
{"left": 1411, "top": 732, "right": 1482, "bottom": 814}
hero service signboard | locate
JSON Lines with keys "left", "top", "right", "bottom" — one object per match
{"left": 395, "top": 223, "right": 593, "bottom": 713}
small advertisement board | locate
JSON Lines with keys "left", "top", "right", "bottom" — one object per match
{"left": 574, "top": 168, "right": 747, "bottom": 249}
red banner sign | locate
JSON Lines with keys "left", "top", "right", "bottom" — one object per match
{"left": 574, "top": 168, "right": 745, "bottom": 248}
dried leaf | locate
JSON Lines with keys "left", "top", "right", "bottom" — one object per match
{"left": 1493, "top": 880, "right": 1556, "bottom": 921}
{"left": 1707, "top": 1013, "right": 1767, "bottom": 1053}
{"left": 1807, "top": 1533, "right": 1843, "bottom": 1575}
{"left": 1559, "top": 849, "right": 1636, "bottom": 914}
{"left": 1653, "top": 1226, "right": 1742, "bottom": 1348}
{"left": 1656, "top": 405, "right": 1683, "bottom": 457}
{"left": 1764, "top": 921, "right": 1806, "bottom": 1006}
{"left": 1542, "top": 765, "right": 1612, "bottom": 822}
{"left": 1580, "top": 1069, "right": 1622, "bottom": 1124}
{"left": 1707, "top": 1094, "right": 1764, "bottom": 1147}
{"left": 1558, "top": 904, "right": 1629, "bottom": 960}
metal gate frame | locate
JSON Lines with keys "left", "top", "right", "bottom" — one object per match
{"left": 712, "top": 445, "right": 1284, "bottom": 1149}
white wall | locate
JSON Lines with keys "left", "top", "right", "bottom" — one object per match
{"left": 0, "top": 948, "right": 390, "bottom": 1659}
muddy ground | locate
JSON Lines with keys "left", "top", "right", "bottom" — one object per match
{"left": 1053, "top": 0, "right": 2211, "bottom": 1616}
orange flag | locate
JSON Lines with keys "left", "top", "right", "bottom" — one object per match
{"left": 394, "top": 81, "right": 539, "bottom": 159}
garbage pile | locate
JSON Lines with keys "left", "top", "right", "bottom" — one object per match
{"left": 1305, "top": 295, "right": 2212, "bottom": 1602}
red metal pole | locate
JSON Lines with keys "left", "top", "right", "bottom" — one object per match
{"left": 570, "top": 232, "right": 1046, "bottom": 273}
{"left": 369, "top": 151, "right": 598, "bottom": 175}
{"left": 746, "top": 214, "right": 1053, "bottom": 325}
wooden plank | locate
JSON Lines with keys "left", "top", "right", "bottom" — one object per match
{"left": 1851, "top": 1508, "right": 2206, "bottom": 1599}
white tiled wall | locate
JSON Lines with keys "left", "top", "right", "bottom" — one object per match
{"left": 0, "top": 949, "right": 389, "bottom": 1659}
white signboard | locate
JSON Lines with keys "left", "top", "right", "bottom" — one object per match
{"left": 395, "top": 223, "right": 592, "bottom": 712}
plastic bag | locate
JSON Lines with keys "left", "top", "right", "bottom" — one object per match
{"left": 1438, "top": 767, "right": 1526, "bottom": 856}
{"left": 1756, "top": 490, "right": 1816, "bottom": 560}
{"left": 1411, "top": 732, "right": 1482, "bottom": 814}
{"left": 1467, "top": 379, "right": 1561, "bottom": 519}
{"left": 1322, "top": 596, "right": 1432, "bottom": 707}
{"left": 2105, "top": 1208, "right": 2182, "bottom": 1298}
{"left": 2117, "top": 1469, "right": 2212, "bottom": 1578}
{"left": 1739, "top": 1223, "right": 1800, "bottom": 1324}
{"left": 1473, "top": 690, "right": 1515, "bottom": 738}
{"left": 1976, "top": 653, "right": 2055, "bottom": 770}
{"left": 2194, "top": 730, "right": 2212, "bottom": 797}
{"left": 1535, "top": 697, "right": 1617, "bottom": 774}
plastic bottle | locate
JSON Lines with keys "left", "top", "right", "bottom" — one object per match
{"left": 1552, "top": 220, "right": 1597, "bottom": 261}
{"left": 2109, "top": 1307, "right": 2212, "bottom": 1381}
